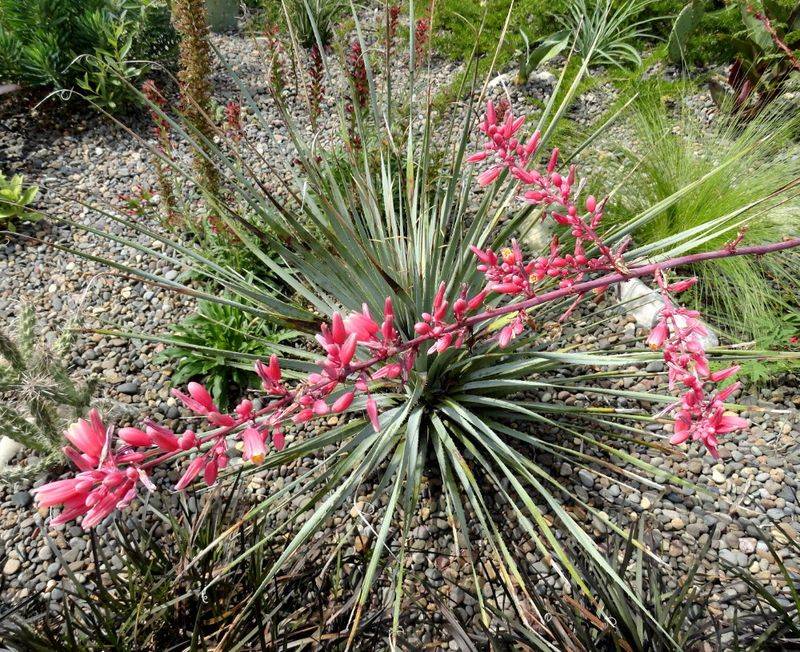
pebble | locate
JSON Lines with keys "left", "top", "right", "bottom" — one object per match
{"left": 3, "top": 558, "right": 21, "bottom": 575}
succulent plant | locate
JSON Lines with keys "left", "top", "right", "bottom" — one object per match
{"left": 0, "top": 305, "right": 95, "bottom": 482}
{"left": 0, "top": 172, "right": 40, "bottom": 232}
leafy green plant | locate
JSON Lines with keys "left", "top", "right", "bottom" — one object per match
{"left": 708, "top": 0, "right": 800, "bottom": 118}
{"left": 0, "top": 172, "right": 40, "bottom": 231}
{"left": 30, "top": 3, "right": 800, "bottom": 644}
{"left": 515, "top": 28, "right": 570, "bottom": 85}
{"left": 0, "top": 305, "right": 95, "bottom": 481}
{"left": 0, "top": 0, "right": 178, "bottom": 112}
{"left": 558, "top": 0, "right": 662, "bottom": 68}
{"left": 75, "top": 9, "right": 145, "bottom": 112}
{"left": 667, "top": 0, "right": 705, "bottom": 61}
{"left": 284, "top": 0, "right": 344, "bottom": 49}
{"left": 157, "top": 298, "right": 295, "bottom": 409}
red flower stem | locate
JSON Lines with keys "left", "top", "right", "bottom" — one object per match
{"left": 350, "top": 237, "right": 800, "bottom": 372}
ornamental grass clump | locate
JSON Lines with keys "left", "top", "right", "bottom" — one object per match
{"left": 25, "top": 4, "right": 800, "bottom": 644}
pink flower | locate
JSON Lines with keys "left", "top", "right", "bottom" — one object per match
{"left": 332, "top": 391, "right": 355, "bottom": 412}
{"left": 235, "top": 399, "right": 254, "bottom": 420}
{"left": 208, "top": 412, "right": 236, "bottom": 427}
{"left": 33, "top": 436, "right": 154, "bottom": 529}
{"left": 647, "top": 322, "right": 668, "bottom": 349}
{"left": 146, "top": 422, "right": 180, "bottom": 452}
{"left": 204, "top": 458, "right": 219, "bottom": 485}
{"left": 118, "top": 427, "right": 152, "bottom": 447}
{"left": 65, "top": 410, "right": 107, "bottom": 460}
{"left": 709, "top": 365, "right": 740, "bottom": 382}
{"left": 272, "top": 429, "right": 286, "bottom": 451}
{"left": 176, "top": 456, "right": 206, "bottom": 490}
{"left": 366, "top": 395, "right": 380, "bottom": 431}
{"left": 172, "top": 382, "right": 218, "bottom": 415}
{"left": 178, "top": 430, "right": 197, "bottom": 450}
{"left": 345, "top": 305, "right": 379, "bottom": 341}
{"left": 477, "top": 167, "right": 502, "bottom": 186}
{"left": 242, "top": 427, "right": 266, "bottom": 464}
{"left": 255, "top": 355, "right": 283, "bottom": 392}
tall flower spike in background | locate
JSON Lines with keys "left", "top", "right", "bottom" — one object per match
{"left": 172, "top": 0, "right": 220, "bottom": 202}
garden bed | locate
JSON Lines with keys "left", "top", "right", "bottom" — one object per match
{"left": 3, "top": 10, "right": 800, "bottom": 649}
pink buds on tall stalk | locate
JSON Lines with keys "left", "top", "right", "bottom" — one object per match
{"left": 646, "top": 272, "right": 745, "bottom": 459}
{"left": 307, "top": 45, "right": 324, "bottom": 130}
{"left": 346, "top": 41, "right": 369, "bottom": 113}
{"left": 224, "top": 100, "right": 243, "bottom": 141}
{"left": 34, "top": 99, "right": 788, "bottom": 530}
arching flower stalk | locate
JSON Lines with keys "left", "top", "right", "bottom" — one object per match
{"left": 34, "top": 101, "right": 800, "bottom": 528}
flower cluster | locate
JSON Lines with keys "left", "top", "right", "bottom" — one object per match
{"left": 646, "top": 273, "right": 745, "bottom": 458}
{"left": 35, "top": 410, "right": 155, "bottom": 527}
{"left": 385, "top": 4, "right": 401, "bottom": 55}
{"left": 307, "top": 45, "right": 325, "bottom": 130}
{"left": 263, "top": 23, "right": 287, "bottom": 95}
{"left": 346, "top": 41, "right": 369, "bottom": 113}
{"left": 414, "top": 15, "right": 430, "bottom": 65}
{"left": 33, "top": 99, "right": 781, "bottom": 529}
{"left": 224, "top": 100, "right": 243, "bottom": 141}
{"left": 468, "top": 100, "right": 629, "bottom": 286}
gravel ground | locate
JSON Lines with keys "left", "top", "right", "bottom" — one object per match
{"left": 2, "top": 23, "right": 800, "bottom": 649}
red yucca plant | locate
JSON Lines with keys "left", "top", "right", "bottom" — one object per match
{"left": 29, "top": 2, "right": 800, "bottom": 645}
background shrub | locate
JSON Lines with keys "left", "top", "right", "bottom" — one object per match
{"left": 0, "top": 0, "right": 179, "bottom": 111}
{"left": 157, "top": 298, "right": 295, "bottom": 409}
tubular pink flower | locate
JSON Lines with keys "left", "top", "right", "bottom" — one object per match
{"left": 709, "top": 365, "right": 740, "bottom": 382}
{"left": 188, "top": 382, "right": 217, "bottom": 412}
{"left": 118, "top": 427, "right": 152, "bottom": 447}
{"left": 204, "top": 458, "right": 219, "bottom": 485}
{"left": 172, "top": 389, "right": 208, "bottom": 414}
{"left": 272, "top": 429, "right": 286, "bottom": 451}
{"left": 208, "top": 412, "right": 236, "bottom": 427}
{"left": 477, "top": 167, "right": 502, "bottom": 186}
{"left": 467, "top": 151, "right": 488, "bottom": 163}
{"left": 235, "top": 399, "right": 254, "bottom": 420}
{"left": 62, "top": 446, "right": 99, "bottom": 472}
{"left": 332, "top": 391, "right": 355, "bottom": 413}
{"left": 178, "top": 430, "right": 197, "bottom": 450}
{"left": 646, "top": 322, "right": 669, "bottom": 349}
{"left": 176, "top": 456, "right": 206, "bottom": 490}
{"left": 345, "top": 306, "right": 379, "bottom": 341}
{"left": 242, "top": 427, "right": 266, "bottom": 464}
{"left": 293, "top": 408, "right": 314, "bottom": 423}
{"left": 65, "top": 410, "right": 106, "bottom": 459}
{"left": 147, "top": 423, "right": 180, "bottom": 452}
{"left": 339, "top": 333, "right": 358, "bottom": 366}
{"left": 366, "top": 395, "right": 380, "bottom": 431}
{"left": 331, "top": 312, "right": 347, "bottom": 344}
{"left": 267, "top": 355, "right": 282, "bottom": 382}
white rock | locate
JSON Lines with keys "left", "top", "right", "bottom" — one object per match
{"left": 0, "top": 436, "right": 23, "bottom": 470}
{"left": 617, "top": 277, "right": 718, "bottom": 347}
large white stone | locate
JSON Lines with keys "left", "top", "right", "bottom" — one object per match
{"left": 0, "top": 436, "right": 23, "bottom": 470}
